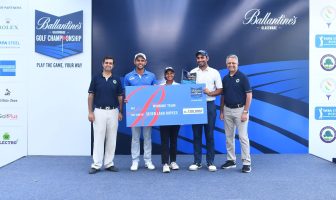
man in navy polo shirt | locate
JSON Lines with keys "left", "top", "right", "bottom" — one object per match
{"left": 124, "top": 53, "right": 157, "bottom": 171}
{"left": 88, "top": 56, "right": 123, "bottom": 174}
{"left": 220, "top": 54, "right": 252, "bottom": 173}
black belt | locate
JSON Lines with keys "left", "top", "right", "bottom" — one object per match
{"left": 225, "top": 104, "right": 244, "bottom": 108}
{"left": 96, "top": 106, "right": 117, "bottom": 110}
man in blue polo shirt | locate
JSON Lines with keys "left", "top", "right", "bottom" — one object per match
{"left": 124, "top": 53, "right": 157, "bottom": 171}
{"left": 220, "top": 54, "right": 252, "bottom": 173}
{"left": 88, "top": 56, "right": 123, "bottom": 174}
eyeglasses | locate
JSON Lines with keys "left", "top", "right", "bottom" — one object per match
{"left": 227, "top": 62, "right": 237, "bottom": 65}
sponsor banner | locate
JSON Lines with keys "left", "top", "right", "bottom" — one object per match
{"left": 0, "top": 60, "right": 16, "bottom": 76}
{"left": 315, "top": 107, "right": 336, "bottom": 120}
{"left": 0, "top": 0, "right": 28, "bottom": 168}
{"left": 95, "top": 0, "right": 309, "bottom": 154}
{"left": 0, "top": 58, "right": 26, "bottom": 80}
{"left": 320, "top": 126, "right": 336, "bottom": 143}
{"left": 125, "top": 84, "right": 207, "bottom": 127}
{"left": 319, "top": 78, "right": 336, "bottom": 100}
{"left": 0, "top": 83, "right": 25, "bottom": 106}
{"left": 320, "top": 5, "right": 336, "bottom": 28}
{"left": 315, "top": 34, "right": 336, "bottom": 48}
{"left": 310, "top": 0, "right": 336, "bottom": 162}
{"left": 0, "top": 126, "right": 26, "bottom": 167}
{"left": 0, "top": 39, "right": 21, "bottom": 50}
{"left": 320, "top": 54, "right": 336, "bottom": 71}
{"left": 0, "top": 108, "right": 26, "bottom": 126}
{"left": 0, "top": 17, "right": 20, "bottom": 35}
{"left": 0, "top": 36, "right": 24, "bottom": 55}
{"left": 0, "top": 131, "right": 19, "bottom": 145}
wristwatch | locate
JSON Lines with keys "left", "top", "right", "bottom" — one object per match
{"left": 243, "top": 110, "right": 249, "bottom": 114}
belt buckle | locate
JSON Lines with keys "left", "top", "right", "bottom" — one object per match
{"left": 106, "top": 106, "right": 111, "bottom": 110}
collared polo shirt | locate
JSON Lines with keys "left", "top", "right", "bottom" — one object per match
{"left": 190, "top": 66, "right": 223, "bottom": 101}
{"left": 160, "top": 81, "right": 179, "bottom": 85}
{"left": 221, "top": 70, "right": 252, "bottom": 105}
{"left": 88, "top": 73, "right": 123, "bottom": 108}
{"left": 124, "top": 69, "right": 157, "bottom": 86}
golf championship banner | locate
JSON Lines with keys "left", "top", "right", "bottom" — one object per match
{"left": 0, "top": 0, "right": 91, "bottom": 165}
{"left": 125, "top": 84, "right": 207, "bottom": 127}
{"left": 28, "top": 0, "right": 91, "bottom": 155}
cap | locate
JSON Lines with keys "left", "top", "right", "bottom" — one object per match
{"left": 164, "top": 66, "right": 175, "bottom": 73}
{"left": 195, "top": 50, "right": 208, "bottom": 57}
{"left": 134, "top": 53, "right": 147, "bottom": 60}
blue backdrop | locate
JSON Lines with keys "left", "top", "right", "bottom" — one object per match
{"left": 92, "top": 0, "right": 309, "bottom": 154}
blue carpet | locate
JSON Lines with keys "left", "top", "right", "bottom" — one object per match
{"left": 0, "top": 154, "right": 335, "bottom": 200}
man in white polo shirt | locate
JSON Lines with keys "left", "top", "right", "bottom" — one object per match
{"left": 188, "top": 50, "right": 223, "bottom": 172}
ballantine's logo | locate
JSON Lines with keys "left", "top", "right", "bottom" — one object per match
{"left": 36, "top": 17, "right": 82, "bottom": 30}
{"left": 35, "top": 10, "right": 83, "bottom": 59}
{"left": 190, "top": 87, "right": 202, "bottom": 98}
{"left": 243, "top": 9, "right": 297, "bottom": 30}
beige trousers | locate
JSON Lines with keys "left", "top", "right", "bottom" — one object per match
{"left": 224, "top": 106, "right": 251, "bottom": 165}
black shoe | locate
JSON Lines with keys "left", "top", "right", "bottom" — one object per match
{"left": 221, "top": 160, "right": 236, "bottom": 169}
{"left": 105, "top": 166, "right": 119, "bottom": 172}
{"left": 242, "top": 165, "right": 251, "bottom": 173}
{"left": 89, "top": 168, "right": 100, "bottom": 174}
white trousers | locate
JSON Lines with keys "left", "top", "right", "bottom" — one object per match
{"left": 131, "top": 126, "right": 152, "bottom": 163}
{"left": 91, "top": 108, "right": 119, "bottom": 169}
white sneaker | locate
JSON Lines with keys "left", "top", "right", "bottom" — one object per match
{"left": 207, "top": 164, "right": 217, "bottom": 172}
{"left": 188, "top": 163, "right": 202, "bottom": 171}
{"left": 145, "top": 161, "right": 155, "bottom": 170}
{"left": 130, "top": 161, "right": 138, "bottom": 171}
{"left": 170, "top": 162, "right": 179, "bottom": 170}
{"left": 162, "top": 164, "right": 170, "bottom": 173}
